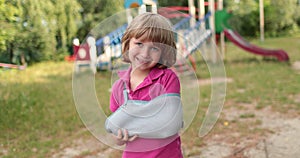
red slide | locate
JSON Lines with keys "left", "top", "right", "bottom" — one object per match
{"left": 224, "top": 29, "right": 289, "bottom": 62}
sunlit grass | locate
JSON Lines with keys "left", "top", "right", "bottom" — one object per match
{"left": 0, "top": 62, "right": 83, "bottom": 157}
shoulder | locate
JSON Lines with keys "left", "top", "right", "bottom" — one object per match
{"left": 163, "top": 68, "right": 178, "bottom": 76}
{"left": 159, "top": 68, "right": 180, "bottom": 93}
{"left": 149, "top": 67, "right": 178, "bottom": 82}
{"left": 110, "top": 79, "right": 125, "bottom": 97}
{"left": 161, "top": 68, "right": 179, "bottom": 81}
{"left": 112, "top": 69, "right": 130, "bottom": 89}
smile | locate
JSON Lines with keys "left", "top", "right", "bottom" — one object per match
{"left": 136, "top": 57, "right": 152, "bottom": 64}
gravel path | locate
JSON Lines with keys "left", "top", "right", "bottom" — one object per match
{"left": 53, "top": 107, "right": 300, "bottom": 158}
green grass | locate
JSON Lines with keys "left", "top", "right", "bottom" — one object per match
{"left": 0, "top": 62, "right": 83, "bottom": 157}
{"left": 0, "top": 36, "right": 300, "bottom": 157}
{"left": 224, "top": 36, "right": 300, "bottom": 112}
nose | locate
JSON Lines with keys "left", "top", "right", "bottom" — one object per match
{"left": 140, "top": 46, "right": 151, "bottom": 58}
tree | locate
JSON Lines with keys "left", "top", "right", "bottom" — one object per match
{"left": 225, "top": 0, "right": 300, "bottom": 37}
{"left": 0, "top": 0, "right": 82, "bottom": 63}
{"left": 1, "top": 0, "right": 127, "bottom": 64}
{"left": 265, "top": 0, "right": 299, "bottom": 37}
{"left": 0, "top": 0, "right": 21, "bottom": 63}
{"left": 52, "top": 0, "right": 82, "bottom": 57}
{"left": 20, "top": 0, "right": 82, "bottom": 61}
{"left": 76, "top": 0, "right": 124, "bottom": 41}
{"left": 224, "top": 0, "right": 259, "bottom": 37}
{"left": 18, "top": 0, "right": 56, "bottom": 62}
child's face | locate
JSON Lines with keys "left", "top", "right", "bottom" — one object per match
{"left": 128, "top": 34, "right": 162, "bottom": 71}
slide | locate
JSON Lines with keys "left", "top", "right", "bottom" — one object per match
{"left": 224, "top": 29, "right": 289, "bottom": 62}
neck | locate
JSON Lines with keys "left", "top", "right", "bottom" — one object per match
{"left": 130, "top": 67, "right": 152, "bottom": 91}
{"left": 130, "top": 67, "right": 151, "bottom": 78}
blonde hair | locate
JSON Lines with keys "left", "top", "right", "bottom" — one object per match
{"left": 121, "top": 12, "right": 177, "bottom": 68}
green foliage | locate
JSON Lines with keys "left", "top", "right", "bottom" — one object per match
{"left": 158, "top": 0, "right": 188, "bottom": 7}
{"left": 52, "top": 0, "right": 82, "bottom": 55}
{"left": 1, "top": 0, "right": 299, "bottom": 64}
{"left": 225, "top": 0, "right": 300, "bottom": 37}
{"left": 0, "top": 0, "right": 21, "bottom": 62}
{"left": 294, "top": 6, "right": 300, "bottom": 26}
{"left": 0, "top": 0, "right": 82, "bottom": 64}
{"left": 265, "top": 0, "right": 299, "bottom": 37}
{"left": 0, "top": 0, "right": 126, "bottom": 64}
{"left": 76, "top": 0, "right": 124, "bottom": 40}
{"left": 225, "top": 0, "right": 260, "bottom": 37}
{"left": 19, "top": 0, "right": 82, "bottom": 62}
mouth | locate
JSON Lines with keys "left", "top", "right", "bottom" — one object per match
{"left": 136, "top": 57, "right": 152, "bottom": 65}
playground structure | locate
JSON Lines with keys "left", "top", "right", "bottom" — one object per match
{"left": 72, "top": 0, "right": 289, "bottom": 73}
{"left": 65, "top": 38, "right": 80, "bottom": 62}
{"left": 223, "top": 29, "right": 289, "bottom": 61}
{"left": 214, "top": 9, "right": 289, "bottom": 61}
{"left": 70, "top": 36, "right": 97, "bottom": 73}
{"left": 0, "top": 63, "right": 26, "bottom": 70}
{"left": 89, "top": 0, "right": 217, "bottom": 72}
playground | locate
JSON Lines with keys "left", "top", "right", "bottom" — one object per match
{"left": 0, "top": 35, "right": 299, "bottom": 157}
{"left": 1, "top": 36, "right": 299, "bottom": 157}
{"left": 69, "top": 0, "right": 290, "bottom": 74}
{"left": 1, "top": 0, "right": 300, "bottom": 157}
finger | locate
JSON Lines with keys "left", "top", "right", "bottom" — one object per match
{"left": 116, "top": 129, "right": 123, "bottom": 139}
{"left": 128, "top": 135, "right": 138, "bottom": 142}
{"left": 122, "top": 129, "right": 128, "bottom": 141}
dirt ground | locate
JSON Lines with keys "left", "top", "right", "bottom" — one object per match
{"left": 52, "top": 102, "right": 300, "bottom": 158}
{"left": 198, "top": 103, "right": 300, "bottom": 158}
{"left": 52, "top": 62, "right": 300, "bottom": 158}
{"left": 52, "top": 98, "right": 300, "bottom": 158}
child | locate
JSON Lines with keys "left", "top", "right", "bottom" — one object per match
{"left": 108, "top": 12, "right": 183, "bottom": 158}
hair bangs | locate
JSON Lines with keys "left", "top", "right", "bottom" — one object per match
{"left": 132, "top": 27, "right": 172, "bottom": 45}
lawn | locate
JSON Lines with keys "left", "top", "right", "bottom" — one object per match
{"left": 0, "top": 35, "right": 299, "bottom": 157}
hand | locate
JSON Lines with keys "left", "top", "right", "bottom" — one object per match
{"left": 113, "top": 129, "right": 138, "bottom": 146}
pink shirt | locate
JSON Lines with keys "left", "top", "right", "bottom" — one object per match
{"left": 110, "top": 66, "right": 183, "bottom": 158}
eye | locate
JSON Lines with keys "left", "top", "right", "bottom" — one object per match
{"left": 151, "top": 47, "right": 160, "bottom": 52}
{"left": 135, "top": 42, "right": 143, "bottom": 47}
